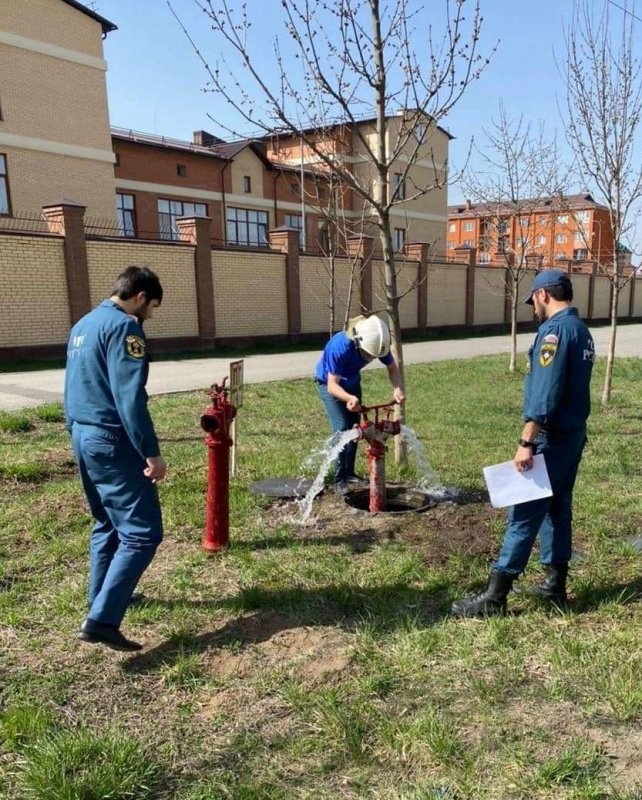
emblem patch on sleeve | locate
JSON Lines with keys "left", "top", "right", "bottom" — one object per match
{"left": 125, "top": 334, "right": 146, "bottom": 359}
{"left": 539, "top": 342, "right": 557, "bottom": 367}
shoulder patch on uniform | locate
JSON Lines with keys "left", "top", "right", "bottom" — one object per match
{"left": 539, "top": 342, "right": 557, "bottom": 367}
{"left": 543, "top": 333, "right": 559, "bottom": 345}
{"left": 125, "top": 334, "right": 146, "bottom": 359}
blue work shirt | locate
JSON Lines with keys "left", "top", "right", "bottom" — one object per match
{"left": 524, "top": 306, "right": 595, "bottom": 434}
{"left": 64, "top": 300, "right": 160, "bottom": 459}
{"left": 315, "top": 331, "right": 394, "bottom": 389}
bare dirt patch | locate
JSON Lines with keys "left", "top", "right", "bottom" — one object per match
{"left": 263, "top": 489, "right": 503, "bottom": 566}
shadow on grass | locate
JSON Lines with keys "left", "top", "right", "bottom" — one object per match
{"left": 123, "top": 580, "right": 451, "bottom": 673}
{"left": 231, "top": 528, "right": 386, "bottom": 554}
{"left": 571, "top": 575, "right": 642, "bottom": 612}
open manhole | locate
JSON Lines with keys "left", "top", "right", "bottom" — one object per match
{"left": 343, "top": 484, "right": 435, "bottom": 514}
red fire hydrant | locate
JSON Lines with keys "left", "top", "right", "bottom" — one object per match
{"left": 356, "top": 402, "right": 401, "bottom": 513}
{"left": 201, "top": 378, "right": 236, "bottom": 552}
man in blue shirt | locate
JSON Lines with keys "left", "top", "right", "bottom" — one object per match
{"left": 65, "top": 266, "right": 166, "bottom": 651}
{"left": 315, "top": 314, "right": 405, "bottom": 487}
{"left": 452, "top": 269, "right": 595, "bottom": 617}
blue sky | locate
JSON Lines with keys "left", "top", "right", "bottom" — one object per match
{"left": 94, "top": 0, "right": 638, "bottom": 241}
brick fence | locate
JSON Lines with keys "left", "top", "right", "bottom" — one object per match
{"left": 0, "top": 204, "right": 639, "bottom": 359}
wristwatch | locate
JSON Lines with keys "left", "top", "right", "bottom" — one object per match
{"left": 518, "top": 438, "right": 535, "bottom": 449}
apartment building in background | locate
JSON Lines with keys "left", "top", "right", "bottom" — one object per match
{"left": 111, "top": 128, "right": 331, "bottom": 250}
{"left": 0, "top": 0, "right": 117, "bottom": 222}
{"left": 266, "top": 112, "right": 451, "bottom": 253}
{"left": 111, "top": 111, "right": 451, "bottom": 255}
{"left": 447, "top": 194, "right": 623, "bottom": 273}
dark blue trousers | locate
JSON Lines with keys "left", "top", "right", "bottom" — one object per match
{"left": 317, "top": 379, "right": 361, "bottom": 482}
{"left": 494, "top": 429, "right": 587, "bottom": 576}
{"left": 71, "top": 423, "right": 163, "bottom": 628}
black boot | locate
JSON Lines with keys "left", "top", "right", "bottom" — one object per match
{"left": 531, "top": 563, "right": 568, "bottom": 606}
{"left": 451, "top": 569, "right": 515, "bottom": 618}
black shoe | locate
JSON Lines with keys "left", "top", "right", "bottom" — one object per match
{"left": 451, "top": 569, "right": 515, "bottom": 618}
{"left": 531, "top": 564, "right": 568, "bottom": 607}
{"left": 129, "top": 592, "right": 146, "bottom": 606}
{"left": 77, "top": 618, "right": 143, "bottom": 652}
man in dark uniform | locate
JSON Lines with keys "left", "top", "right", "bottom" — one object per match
{"left": 451, "top": 269, "right": 595, "bottom": 617}
{"left": 65, "top": 266, "right": 166, "bottom": 650}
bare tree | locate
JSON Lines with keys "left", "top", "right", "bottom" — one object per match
{"left": 169, "top": 0, "right": 492, "bottom": 459}
{"left": 293, "top": 165, "right": 368, "bottom": 334}
{"left": 561, "top": 0, "right": 642, "bottom": 405}
{"left": 463, "top": 104, "right": 565, "bottom": 371}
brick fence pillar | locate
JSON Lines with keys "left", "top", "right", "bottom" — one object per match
{"left": 587, "top": 260, "right": 597, "bottom": 321}
{"left": 269, "top": 226, "right": 301, "bottom": 338}
{"left": 500, "top": 252, "right": 515, "bottom": 325}
{"left": 347, "top": 234, "right": 374, "bottom": 312}
{"left": 42, "top": 201, "right": 90, "bottom": 324}
{"left": 176, "top": 216, "right": 216, "bottom": 343}
{"left": 629, "top": 272, "right": 637, "bottom": 318}
{"left": 404, "top": 241, "right": 429, "bottom": 329}
{"left": 455, "top": 245, "right": 476, "bottom": 327}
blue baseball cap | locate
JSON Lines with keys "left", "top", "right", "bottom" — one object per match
{"left": 524, "top": 269, "right": 572, "bottom": 305}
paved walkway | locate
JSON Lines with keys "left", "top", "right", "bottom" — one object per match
{"left": 0, "top": 325, "right": 640, "bottom": 411}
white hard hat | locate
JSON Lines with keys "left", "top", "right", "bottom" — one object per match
{"left": 352, "top": 315, "right": 391, "bottom": 358}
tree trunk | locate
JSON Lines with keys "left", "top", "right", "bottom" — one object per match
{"left": 602, "top": 281, "right": 619, "bottom": 405}
{"left": 509, "top": 274, "right": 519, "bottom": 373}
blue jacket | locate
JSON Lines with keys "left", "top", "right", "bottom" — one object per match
{"left": 524, "top": 307, "right": 595, "bottom": 434}
{"left": 315, "top": 331, "right": 394, "bottom": 388}
{"left": 64, "top": 300, "right": 160, "bottom": 459}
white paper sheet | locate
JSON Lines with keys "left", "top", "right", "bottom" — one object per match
{"left": 483, "top": 453, "right": 553, "bottom": 509}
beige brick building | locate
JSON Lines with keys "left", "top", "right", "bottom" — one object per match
{"left": 0, "top": 0, "right": 117, "bottom": 222}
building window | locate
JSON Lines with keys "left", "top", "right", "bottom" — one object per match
{"left": 226, "top": 206, "right": 269, "bottom": 247}
{"left": 116, "top": 193, "right": 136, "bottom": 237}
{"left": 463, "top": 239, "right": 474, "bottom": 247}
{"left": 158, "top": 199, "right": 207, "bottom": 240}
{"left": 448, "top": 222, "right": 456, "bottom": 233}
{"left": 573, "top": 248, "right": 588, "bottom": 260}
{"left": 284, "top": 213, "right": 303, "bottom": 248}
{"left": 463, "top": 221, "right": 475, "bottom": 232}
{"left": 394, "top": 228, "right": 406, "bottom": 251}
{"left": 518, "top": 236, "right": 528, "bottom": 248}
{"left": 556, "top": 214, "right": 568, "bottom": 224}
{"left": 554, "top": 234, "right": 567, "bottom": 244}
{"left": 392, "top": 172, "right": 406, "bottom": 200}
{"left": 447, "top": 241, "right": 455, "bottom": 250}
{"left": 574, "top": 231, "right": 585, "bottom": 243}
{"left": 177, "top": 164, "right": 187, "bottom": 177}
{"left": 0, "top": 154, "right": 10, "bottom": 216}
{"left": 497, "top": 220, "right": 508, "bottom": 235}
{"left": 539, "top": 217, "right": 548, "bottom": 227}
{"left": 536, "top": 235, "right": 546, "bottom": 246}
{"left": 478, "top": 252, "right": 491, "bottom": 263}
{"left": 576, "top": 210, "right": 590, "bottom": 223}
{"left": 243, "top": 175, "right": 252, "bottom": 193}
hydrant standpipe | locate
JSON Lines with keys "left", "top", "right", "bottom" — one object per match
{"left": 356, "top": 401, "right": 401, "bottom": 513}
{"left": 201, "top": 378, "right": 236, "bottom": 552}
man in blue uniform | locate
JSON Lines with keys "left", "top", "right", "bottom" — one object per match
{"left": 65, "top": 266, "right": 166, "bottom": 651}
{"left": 451, "top": 269, "right": 595, "bottom": 617}
{"left": 315, "top": 314, "right": 405, "bottom": 487}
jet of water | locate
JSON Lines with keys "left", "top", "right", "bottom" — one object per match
{"left": 399, "top": 425, "right": 451, "bottom": 499}
{"left": 296, "top": 428, "right": 360, "bottom": 523}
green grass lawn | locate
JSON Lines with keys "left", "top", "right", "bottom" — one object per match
{"left": 1, "top": 355, "right": 641, "bottom": 799}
